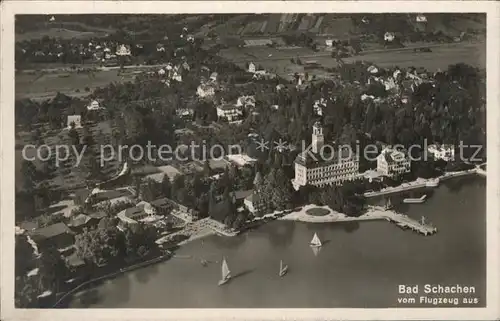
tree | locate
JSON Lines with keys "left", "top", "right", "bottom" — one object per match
{"left": 203, "top": 159, "right": 212, "bottom": 177}
{"left": 161, "top": 175, "right": 172, "bottom": 198}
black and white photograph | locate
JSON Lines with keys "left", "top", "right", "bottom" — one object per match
{"left": 1, "top": 1, "right": 499, "bottom": 320}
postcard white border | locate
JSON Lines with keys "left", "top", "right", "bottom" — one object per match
{"left": 1, "top": 1, "right": 499, "bottom": 320}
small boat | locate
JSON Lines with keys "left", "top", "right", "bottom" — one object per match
{"left": 279, "top": 260, "right": 288, "bottom": 277}
{"left": 310, "top": 233, "right": 322, "bottom": 248}
{"left": 403, "top": 194, "right": 427, "bottom": 204}
{"left": 201, "top": 259, "right": 208, "bottom": 267}
{"left": 218, "top": 257, "right": 231, "bottom": 286}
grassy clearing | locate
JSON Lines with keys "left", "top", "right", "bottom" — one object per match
{"left": 305, "top": 207, "right": 331, "bottom": 216}
{"left": 16, "top": 69, "right": 137, "bottom": 100}
{"left": 16, "top": 28, "right": 108, "bottom": 42}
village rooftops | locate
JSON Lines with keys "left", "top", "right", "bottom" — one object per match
{"left": 29, "top": 223, "right": 72, "bottom": 242}
{"left": 294, "top": 146, "right": 358, "bottom": 168}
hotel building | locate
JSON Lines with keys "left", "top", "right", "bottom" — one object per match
{"left": 293, "top": 122, "right": 360, "bottom": 190}
{"left": 376, "top": 146, "right": 411, "bottom": 177}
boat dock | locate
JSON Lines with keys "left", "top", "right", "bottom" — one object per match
{"left": 374, "top": 207, "right": 437, "bottom": 236}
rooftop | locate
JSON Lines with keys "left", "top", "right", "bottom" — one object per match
{"left": 29, "top": 223, "right": 72, "bottom": 241}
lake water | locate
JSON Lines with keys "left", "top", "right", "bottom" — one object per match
{"left": 69, "top": 176, "right": 486, "bottom": 308}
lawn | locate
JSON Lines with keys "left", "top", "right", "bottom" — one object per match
{"left": 16, "top": 69, "right": 137, "bottom": 100}
{"left": 305, "top": 207, "right": 331, "bottom": 216}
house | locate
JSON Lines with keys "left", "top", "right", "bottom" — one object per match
{"left": 65, "top": 252, "right": 86, "bottom": 272}
{"left": 225, "top": 154, "right": 257, "bottom": 167}
{"left": 367, "top": 65, "right": 379, "bottom": 74}
{"left": 67, "top": 115, "right": 82, "bottom": 129}
{"left": 86, "top": 100, "right": 104, "bottom": 111}
{"left": 68, "top": 212, "right": 105, "bottom": 232}
{"left": 416, "top": 14, "right": 427, "bottom": 22}
{"left": 243, "top": 39, "right": 273, "bottom": 47}
{"left": 150, "top": 198, "right": 174, "bottom": 215}
{"left": 325, "top": 39, "right": 334, "bottom": 47}
{"left": 116, "top": 44, "right": 131, "bottom": 56}
{"left": 176, "top": 107, "right": 194, "bottom": 119}
{"left": 232, "top": 190, "right": 253, "bottom": 204}
{"left": 158, "top": 68, "right": 166, "bottom": 76}
{"left": 376, "top": 146, "right": 411, "bottom": 178}
{"left": 384, "top": 32, "right": 395, "bottom": 42}
{"left": 216, "top": 104, "right": 243, "bottom": 122}
{"left": 186, "top": 35, "right": 195, "bottom": 43}
{"left": 427, "top": 144, "right": 455, "bottom": 162}
{"left": 235, "top": 96, "right": 256, "bottom": 109}
{"left": 197, "top": 84, "right": 215, "bottom": 98}
{"left": 210, "top": 72, "right": 218, "bottom": 82}
{"left": 313, "top": 98, "right": 327, "bottom": 116}
{"left": 28, "top": 223, "right": 74, "bottom": 250}
{"left": 156, "top": 43, "right": 166, "bottom": 52}
{"left": 117, "top": 201, "right": 162, "bottom": 225}
{"left": 248, "top": 62, "right": 256, "bottom": 73}
{"left": 293, "top": 122, "right": 360, "bottom": 189}
{"left": 172, "top": 72, "right": 182, "bottom": 82}
{"left": 244, "top": 193, "right": 265, "bottom": 213}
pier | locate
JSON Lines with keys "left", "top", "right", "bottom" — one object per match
{"left": 368, "top": 206, "right": 437, "bottom": 236}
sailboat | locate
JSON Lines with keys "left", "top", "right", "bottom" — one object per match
{"left": 218, "top": 257, "right": 231, "bottom": 286}
{"left": 279, "top": 260, "right": 288, "bottom": 277}
{"left": 310, "top": 233, "right": 322, "bottom": 248}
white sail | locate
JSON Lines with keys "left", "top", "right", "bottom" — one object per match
{"left": 280, "top": 260, "right": 283, "bottom": 271}
{"left": 310, "top": 233, "right": 322, "bottom": 247}
{"left": 221, "top": 257, "right": 231, "bottom": 280}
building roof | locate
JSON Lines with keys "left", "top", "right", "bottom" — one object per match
{"left": 94, "top": 189, "right": 133, "bottom": 202}
{"left": 243, "top": 39, "right": 273, "bottom": 46}
{"left": 68, "top": 214, "right": 91, "bottom": 227}
{"left": 150, "top": 197, "right": 171, "bottom": 208}
{"left": 29, "top": 223, "right": 72, "bottom": 241}
{"left": 19, "top": 221, "right": 39, "bottom": 231}
{"left": 88, "top": 211, "right": 107, "bottom": 220}
{"left": 379, "top": 147, "right": 408, "bottom": 164}
{"left": 295, "top": 146, "right": 357, "bottom": 168}
{"left": 233, "top": 190, "right": 253, "bottom": 201}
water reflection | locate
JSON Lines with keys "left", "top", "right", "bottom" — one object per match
{"left": 267, "top": 221, "right": 296, "bottom": 248}
{"left": 135, "top": 263, "right": 159, "bottom": 284}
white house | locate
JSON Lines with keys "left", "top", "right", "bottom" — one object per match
{"left": 248, "top": 62, "right": 256, "bottom": 73}
{"left": 236, "top": 96, "right": 256, "bottom": 109}
{"left": 210, "top": 72, "right": 218, "bottom": 82}
{"left": 86, "top": 100, "right": 104, "bottom": 111}
{"left": 186, "top": 35, "right": 195, "bottom": 43}
{"left": 384, "top": 32, "right": 395, "bottom": 42}
{"left": 376, "top": 146, "right": 411, "bottom": 177}
{"left": 158, "top": 68, "right": 166, "bottom": 76}
{"left": 116, "top": 44, "right": 131, "bottom": 56}
{"left": 384, "top": 77, "right": 397, "bottom": 91}
{"left": 313, "top": 98, "right": 327, "bottom": 116}
{"left": 427, "top": 144, "right": 455, "bottom": 162}
{"left": 196, "top": 84, "right": 215, "bottom": 98}
{"left": 216, "top": 104, "right": 243, "bottom": 122}
{"left": 49, "top": 16, "right": 56, "bottom": 22}
{"left": 325, "top": 39, "right": 334, "bottom": 47}
{"left": 416, "top": 14, "right": 427, "bottom": 22}
{"left": 367, "top": 65, "right": 379, "bottom": 74}
{"left": 172, "top": 72, "right": 182, "bottom": 82}
{"left": 67, "top": 115, "right": 82, "bottom": 129}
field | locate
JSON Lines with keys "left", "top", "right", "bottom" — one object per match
{"left": 16, "top": 28, "right": 109, "bottom": 42}
{"left": 219, "top": 41, "right": 485, "bottom": 80}
{"left": 16, "top": 69, "right": 138, "bottom": 101}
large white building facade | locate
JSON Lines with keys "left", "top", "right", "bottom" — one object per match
{"left": 376, "top": 146, "right": 411, "bottom": 177}
{"left": 293, "top": 122, "right": 360, "bottom": 190}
